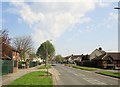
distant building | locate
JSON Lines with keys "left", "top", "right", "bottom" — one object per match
{"left": 64, "top": 47, "right": 120, "bottom": 69}
{"left": 64, "top": 54, "right": 90, "bottom": 66}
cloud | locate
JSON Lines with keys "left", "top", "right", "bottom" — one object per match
{"left": 10, "top": 2, "right": 45, "bottom": 27}
{"left": 98, "top": 0, "right": 110, "bottom": 8}
{"left": 102, "top": 12, "right": 118, "bottom": 29}
{"left": 9, "top": 0, "right": 111, "bottom": 47}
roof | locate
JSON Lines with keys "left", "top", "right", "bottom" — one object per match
{"left": 91, "top": 54, "right": 106, "bottom": 61}
{"left": 2, "top": 42, "right": 18, "bottom": 52}
{"left": 92, "top": 52, "right": 120, "bottom": 61}
{"left": 0, "top": 56, "right": 11, "bottom": 60}
{"left": 90, "top": 48, "right": 106, "bottom": 57}
{"left": 96, "top": 49, "right": 106, "bottom": 54}
{"left": 64, "top": 54, "right": 84, "bottom": 60}
{"left": 102, "top": 52, "right": 120, "bottom": 60}
{"left": 71, "top": 54, "right": 83, "bottom": 60}
{"left": 64, "top": 55, "right": 72, "bottom": 59}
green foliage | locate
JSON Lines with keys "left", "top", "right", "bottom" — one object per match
{"left": 36, "top": 40, "right": 55, "bottom": 60}
{"left": 29, "top": 52, "right": 37, "bottom": 59}
{"left": 55, "top": 54, "right": 64, "bottom": 63}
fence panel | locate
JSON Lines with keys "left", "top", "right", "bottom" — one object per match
{"left": 2, "top": 60, "right": 13, "bottom": 75}
{"left": 29, "top": 61, "right": 38, "bottom": 68}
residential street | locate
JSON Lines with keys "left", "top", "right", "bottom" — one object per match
{"left": 53, "top": 64, "right": 119, "bottom": 86}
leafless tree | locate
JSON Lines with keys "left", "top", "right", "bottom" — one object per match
{"left": 12, "top": 35, "right": 33, "bottom": 61}
{"left": 0, "top": 29, "right": 11, "bottom": 44}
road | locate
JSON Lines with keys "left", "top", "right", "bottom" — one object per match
{"left": 53, "top": 64, "right": 119, "bottom": 86}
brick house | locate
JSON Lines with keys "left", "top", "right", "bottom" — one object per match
{"left": 90, "top": 47, "right": 120, "bottom": 69}
{"left": 1, "top": 42, "right": 20, "bottom": 73}
{"left": 101, "top": 52, "right": 120, "bottom": 69}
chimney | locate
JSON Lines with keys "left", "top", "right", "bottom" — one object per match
{"left": 99, "top": 47, "right": 102, "bottom": 50}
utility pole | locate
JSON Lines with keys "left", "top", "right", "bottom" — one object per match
{"left": 114, "top": 5, "right": 120, "bottom": 53}
{"left": 0, "top": 37, "right": 2, "bottom": 87}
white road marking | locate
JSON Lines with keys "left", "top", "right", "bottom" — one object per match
{"left": 78, "top": 74, "right": 84, "bottom": 76}
{"left": 73, "top": 73, "right": 85, "bottom": 77}
{"left": 74, "top": 73, "right": 79, "bottom": 76}
{"left": 83, "top": 78, "right": 107, "bottom": 85}
{"left": 84, "top": 71, "right": 91, "bottom": 73}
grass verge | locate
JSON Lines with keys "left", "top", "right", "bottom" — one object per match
{"left": 96, "top": 71, "right": 120, "bottom": 79}
{"left": 72, "top": 65, "right": 97, "bottom": 71}
{"left": 7, "top": 71, "right": 52, "bottom": 86}
{"left": 38, "top": 65, "right": 51, "bottom": 69}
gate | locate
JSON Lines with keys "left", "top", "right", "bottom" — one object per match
{"left": 2, "top": 60, "right": 13, "bottom": 75}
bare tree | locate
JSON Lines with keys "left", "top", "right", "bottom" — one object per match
{"left": 0, "top": 29, "right": 11, "bottom": 44}
{"left": 12, "top": 35, "right": 33, "bottom": 61}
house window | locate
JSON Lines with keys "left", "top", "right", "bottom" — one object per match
{"left": 107, "top": 57, "right": 113, "bottom": 64}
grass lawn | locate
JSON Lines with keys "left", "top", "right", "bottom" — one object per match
{"left": 97, "top": 71, "right": 120, "bottom": 79}
{"left": 38, "top": 65, "right": 51, "bottom": 69}
{"left": 7, "top": 71, "right": 53, "bottom": 86}
{"left": 72, "top": 65, "right": 98, "bottom": 71}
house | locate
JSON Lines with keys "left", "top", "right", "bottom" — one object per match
{"left": 64, "top": 54, "right": 90, "bottom": 66}
{"left": 89, "top": 47, "right": 106, "bottom": 60}
{"left": 1, "top": 42, "right": 20, "bottom": 73}
{"left": 64, "top": 54, "right": 82, "bottom": 64}
{"left": 90, "top": 47, "right": 120, "bottom": 69}
{"left": 64, "top": 55, "right": 72, "bottom": 64}
{"left": 101, "top": 52, "right": 120, "bottom": 69}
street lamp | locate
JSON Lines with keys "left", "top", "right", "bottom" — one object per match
{"left": 45, "top": 40, "right": 52, "bottom": 76}
{"left": 114, "top": 7, "right": 120, "bottom": 9}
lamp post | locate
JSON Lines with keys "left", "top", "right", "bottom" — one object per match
{"left": 45, "top": 40, "right": 52, "bottom": 76}
{"left": 114, "top": 7, "right": 120, "bottom": 9}
{"left": 0, "top": 36, "right": 2, "bottom": 59}
{"left": 114, "top": 6, "right": 120, "bottom": 69}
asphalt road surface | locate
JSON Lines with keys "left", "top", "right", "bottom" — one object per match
{"left": 53, "top": 64, "right": 119, "bottom": 86}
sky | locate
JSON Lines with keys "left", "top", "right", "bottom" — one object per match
{"left": 1, "top": 0, "right": 119, "bottom": 57}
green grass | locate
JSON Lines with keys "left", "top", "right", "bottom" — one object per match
{"left": 64, "top": 64, "right": 74, "bottom": 67}
{"left": 8, "top": 71, "right": 52, "bottom": 86}
{"left": 38, "top": 65, "right": 51, "bottom": 69}
{"left": 97, "top": 71, "right": 120, "bottom": 79}
{"left": 72, "top": 65, "right": 98, "bottom": 71}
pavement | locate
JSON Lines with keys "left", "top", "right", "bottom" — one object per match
{"left": 1, "top": 64, "right": 59, "bottom": 86}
